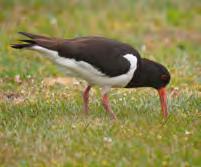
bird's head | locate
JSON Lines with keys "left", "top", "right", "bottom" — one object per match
{"left": 127, "top": 58, "right": 171, "bottom": 118}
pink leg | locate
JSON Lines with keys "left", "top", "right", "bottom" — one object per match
{"left": 102, "top": 94, "right": 117, "bottom": 120}
{"left": 83, "top": 85, "right": 91, "bottom": 114}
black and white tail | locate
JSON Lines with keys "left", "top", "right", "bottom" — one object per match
{"left": 11, "top": 32, "right": 59, "bottom": 51}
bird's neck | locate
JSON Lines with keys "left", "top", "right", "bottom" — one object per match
{"left": 126, "top": 58, "right": 154, "bottom": 88}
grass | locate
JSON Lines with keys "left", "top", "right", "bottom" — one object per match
{"left": 0, "top": 0, "right": 201, "bottom": 166}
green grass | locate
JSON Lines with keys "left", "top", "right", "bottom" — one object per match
{"left": 0, "top": 0, "right": 201, "bottom": 166}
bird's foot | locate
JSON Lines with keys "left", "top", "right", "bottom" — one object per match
{"left": 102, "top": 93, "right": 117, "bottom": 120}
{"left": 110, "top": 113, "right": 117, "bottom": 121}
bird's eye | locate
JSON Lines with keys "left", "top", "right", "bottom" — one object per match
{"left": 161, "top": 75, "right": 168, "bottom": 81}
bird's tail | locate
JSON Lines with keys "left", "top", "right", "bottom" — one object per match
{"left": 11, "top": 32, "right": 59, "bottom": 51}
{"left": 11, "top": 39, "right": 36, "bottom": 49}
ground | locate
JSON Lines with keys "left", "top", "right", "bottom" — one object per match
{"left": 0, "top": 0, "right": 201, "bottom": 166}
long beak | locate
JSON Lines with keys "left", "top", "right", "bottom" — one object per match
{"left": 158, "top": 87, "right": 168, "bottom": 118}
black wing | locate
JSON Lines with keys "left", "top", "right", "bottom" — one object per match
{"left": 58, "top": 37, "right": 141, "bottom": 77}
{"left": 12, "top": 33, "right": 141, "bottom": 77}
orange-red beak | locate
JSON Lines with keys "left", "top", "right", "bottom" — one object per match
{"left": 158, "top": 87, "right": 168, "bottom": 118}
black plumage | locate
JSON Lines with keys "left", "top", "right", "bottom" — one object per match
{"left": 12, "top": 32, "right": 141, "bottom": 77}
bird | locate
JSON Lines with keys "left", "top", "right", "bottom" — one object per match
{"left": 11, "top": 32, "right": 171, "bottom": 119}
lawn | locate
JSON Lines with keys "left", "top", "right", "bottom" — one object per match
{"left": 0, "top": 0, "right": 201, "bottom": 166}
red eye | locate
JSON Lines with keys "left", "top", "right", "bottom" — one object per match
{"left": 161, "top": 75, "right": 168, "bottom": 81}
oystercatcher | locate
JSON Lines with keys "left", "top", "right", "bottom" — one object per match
{"left": 11, "top": 32, "right": 170, "bottom": 119}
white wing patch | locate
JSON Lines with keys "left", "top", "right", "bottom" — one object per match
{"left": 30, "top": 46, "right": 137, "bottom": 87}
